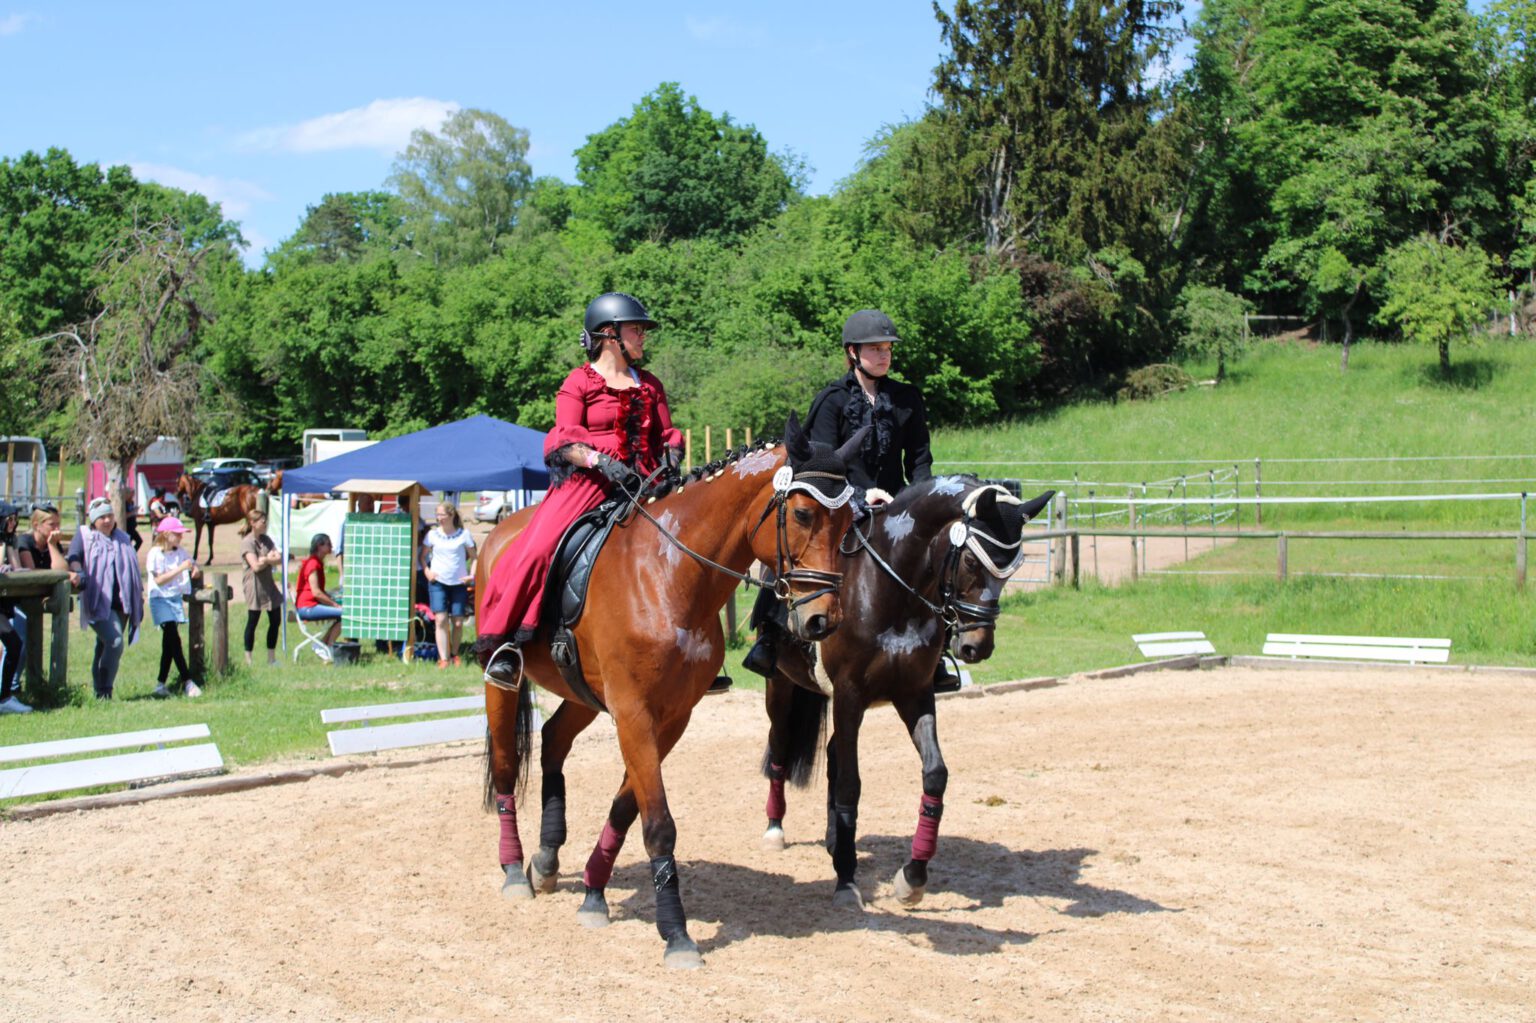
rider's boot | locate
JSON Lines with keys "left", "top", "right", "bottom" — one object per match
{"left": 932, "top": 654, "right": 963, "bottom": 694}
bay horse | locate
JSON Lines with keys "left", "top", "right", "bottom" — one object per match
{"left": 475, "top": 414, "right": 866, "bottom": 968}
{"left": 759, "top": 477, "right": 1053, "bottom": 909}
{"left": 175, "top": 474, "right": 264, "bottom": 564}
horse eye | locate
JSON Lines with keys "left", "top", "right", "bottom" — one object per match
{"left": 793, "top": 507, "right": 813, "bottom": 527}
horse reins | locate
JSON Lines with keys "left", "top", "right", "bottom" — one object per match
{"left": 612, "top": 459, "right": 854, "bottom": 613}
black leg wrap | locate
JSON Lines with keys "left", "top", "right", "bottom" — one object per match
{"left": 650, "top": 855, "right": 687, "bottom": 941}
{"left": 832, "top": 803, "right": 858, "bottom": 883}
{"left": 540, "top": 775, "right": 567, "bottom": 848}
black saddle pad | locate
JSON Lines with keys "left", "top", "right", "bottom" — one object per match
{"left": 543, "top": 499, "right": 626, "bottom": 630}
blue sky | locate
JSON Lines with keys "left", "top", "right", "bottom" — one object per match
{"left": 0, "top": 2, "right": 967, "bottom": 264}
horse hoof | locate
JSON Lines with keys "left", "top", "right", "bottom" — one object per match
{"left": 892, "top": 866, "right": 926, "bottom": 906}
{"left": 663, "top": 935, "right": 703, "bottom": 970}
{"left": 832, "top": 883, "right": 865, "bottom": 912}
{"left": 761, "top": 825, "right": 786, "bottom": 852}
{"left": 528, "top": 858, "right": 559, "bottom": 894}
{"left": 501, "top": 866, "right": 534, "bottom": 901}
{"left": 576, "top": 887, "right": 610, "bottom": 928}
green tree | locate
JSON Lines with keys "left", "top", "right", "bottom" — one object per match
{"left": 388, "top": 108, "right": 533, "bottom": 266}
{"left": 1174, "top": 284, "right": 1250, "bottom": 381}
{"left": 573, "top": 83, "right": 800, "bottom": 251}
{"left": 273, "top": 191, "right": 407, "bottom": 266}
{"left": 1378, "top": 235, "right": 1497, "bottom": 376}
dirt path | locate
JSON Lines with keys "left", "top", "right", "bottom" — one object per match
{"left": 4, "top": 665, "right": 1532, "bottom": 1022}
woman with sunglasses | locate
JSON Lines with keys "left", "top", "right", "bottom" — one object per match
{"left": 479, "top": 293, "right": 684, "bottom": 688}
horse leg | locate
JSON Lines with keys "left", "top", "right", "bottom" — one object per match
{"left": 611, "top": 701, "right": 702, "bottom": 968}
{"left": 824, "top": 698, "right": 867, "bottom": 910}
{"left": 205, "top": 521, "right": 215, "bottom": 564}
{"left": 576, "top": 780, "right": 638, "bottom": 929}
{"left": 890, "top": 688, "right": 946, "bottom": 906}
{"left": 527, "top": 700, "right": 599, "bottom": 893}
{"left": 761, "top": 674, "right": 793, "bottom": 851}
{"left": 484, "top": 680, "right": 535, "bottom": 900}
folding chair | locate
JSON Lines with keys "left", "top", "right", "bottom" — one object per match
{"left": 291, "top": 593, "right": 334, "bottom": 663}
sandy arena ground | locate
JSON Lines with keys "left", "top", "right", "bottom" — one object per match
{"left": 3, "top": 664, "right": 1533, "bottom": 1023}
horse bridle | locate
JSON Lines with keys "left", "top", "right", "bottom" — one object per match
{"left": 620, "top": 457, "right": 854, "bottom": 615}
{"left": 843, "top": 484, "right": 1026, "bottom": 633}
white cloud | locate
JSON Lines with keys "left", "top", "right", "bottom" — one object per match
{"left": 0, "top": 13, "right": 32, "bottom": 36}
{"left": 128, "top": 162, "right": 273, "bottom": 218}
{"left": 236, "top": 97, "right": 460, "bottom": 154}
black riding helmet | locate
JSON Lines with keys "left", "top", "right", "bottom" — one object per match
{"left": 582, "top": 292, "right": 658, "bottom": 362}
{"left": 841, "top": 308, "right": 900, "bottom": 346}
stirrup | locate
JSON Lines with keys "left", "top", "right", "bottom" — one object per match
{"left": 484, "top": 642, "right": 524, "bottom": 692}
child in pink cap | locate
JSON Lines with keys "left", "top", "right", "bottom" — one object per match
{"left": 146, "top": 517, "right": 203, "bottom": 698}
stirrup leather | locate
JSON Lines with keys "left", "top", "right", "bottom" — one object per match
{"left": 484, "top": 642, "right": 525, "bottom": 693}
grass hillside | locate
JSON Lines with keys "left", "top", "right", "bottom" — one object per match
{"left": 932, "top": 339, "right": 1536, "bottom": 530}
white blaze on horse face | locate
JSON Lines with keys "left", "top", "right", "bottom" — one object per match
{"left": 931, "top": 476, "right": 967, "bottom": 496}
{"left": 877, "top": 619, "right": 938, "bottom": 658}
{"left": 675, "top": 627, "right": 713, "bottom": 663}
{"left": 882, "top": 510, "right": 915, "bottom": 542}
{"left": 731, "top": 449, "right": 780, "bottom": 478}
{"left": 655, "top": 511, "right": 682, "bottom": 567}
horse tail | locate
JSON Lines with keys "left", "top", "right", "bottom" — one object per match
{"left": 762, "top": 685, "right": 828, "bottom": 789}
{"left": 482, "top": 681, "right": 536, "bottom": 812}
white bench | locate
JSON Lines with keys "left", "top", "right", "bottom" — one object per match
{"left": 321, "top": 695, "right": 533, "bottom": 756}
{"left": 1262, "top": 633, "right": 1451, "bottom": 665}
{"left": 0, "top": 724, "right": 224, "bottom": 800}
{"left": 1133, "top": 631, "right": 1216, "bottom": 658}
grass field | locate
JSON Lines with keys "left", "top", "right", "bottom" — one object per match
{"left": 4, "top": 337, "right": 1533, "bottom": 802}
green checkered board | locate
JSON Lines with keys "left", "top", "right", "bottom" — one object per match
{"left": 340, "top": 513, "right": 413, "bottom": 641}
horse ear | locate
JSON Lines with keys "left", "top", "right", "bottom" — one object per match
{"left": 972, "top": 486, "right": 998, "bottom": 521}
{"left": 833, "top": 425, "right": 870, "bottom": 468}
{"left": 784, "top": 411, "right": 813, "bottom": 466}
{"left": 1020, "top": 490, "right": 1054, "bottom": 523}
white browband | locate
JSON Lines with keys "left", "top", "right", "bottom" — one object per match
{"left": 772, "top": 465, "right": 855, "bottom": 510}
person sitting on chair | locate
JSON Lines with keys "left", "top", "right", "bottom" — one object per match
{"left": 742, "top": 308, "right": 963, "bottom": 691}
{"left": 478, "top": 292, "right": 683, "bottom": 690}
{"left": 294, "top": 532, "right": 343, "bottom": 659}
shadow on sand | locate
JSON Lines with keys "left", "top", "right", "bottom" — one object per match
{"left": 592, "top": 835, "right": 1175, "bottom": 957}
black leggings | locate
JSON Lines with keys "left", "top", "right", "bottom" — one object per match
{"left": 244, "top": 609, "right": 280, "bottom": 652}
{"left": 159, "top": 622, "right": 191, "bottom": 684}
{"left": 0, "top": 615, "right": 20, "bottom": 699}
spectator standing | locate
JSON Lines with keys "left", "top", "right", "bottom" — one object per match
{"left": 0, "top": 500, "right": 28, "bottom": 713}
{"left": 66, "top": 498, "right": 144, "bottom": 700}
{"left": 422, "top": 502, "right": 476, "bottom": 668}
{"left": 295, "top": 533, "right": 342, "bottom": 661}
{"left": 145, "top": 517, "right": 202, "bottom": 698}
{"left": 239, "top": 509, "right": 283, "bottom": 666}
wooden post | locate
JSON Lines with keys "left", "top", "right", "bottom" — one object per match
{"left": 725, "top": 428, "right": 733, "bottom": 451}
{"left": 4, "top": 441, "right": 13, "bottom": 500}
{"left": 1277, "top": 534, "right": 1289, "bottom": 582}
{"left": 1517, "top": 535, "right": 1527, "bottom": 591}
{"left": 745, "top": 427, "right": 752, "bottom": 448}
{"left": 49, "top": 578, "right": 70, "bottom": 703}
{"left": 1052, "top": 493, "right": 1068, "bottom": 584}
{"left": 211, "top": 572, "right": 229, "bottom": 675}
{"left": 1129, "top": 501, "right": 1139, "bottom": 583}
{"left": 1070, "top": 532, "right": 1081, "bottom": 589}
{"left": 705, "top": 426, "right": 712, "bottom": 463}
{"left": 724, "top": 585, "right": 737, "bottom": 637}
{"left": 24, "top": 596, "right": 44, "bottom": 690}
{"left": 187, "top": 591, "right": 206, "bottom": 679}
{"left": 1254, "top": 458, "right": 1263, "bottom": 526}
{"left": 684, "top": 429, "right": 692, "bottom": 470}
{"left": 56, "top": 448, "right": 67, "bottom": 503}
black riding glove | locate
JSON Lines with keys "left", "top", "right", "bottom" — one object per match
{"left": 663, "top": 447, "right": 684, "bottom": 475}
{"left": 592, "top": 452, "right": 639, "bottom": 487}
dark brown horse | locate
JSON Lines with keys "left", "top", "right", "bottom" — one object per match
{"left": 474, "top": 415, "right": 865, "bottom": 968}
{"left": 759, "top": 477, "right": 1052, "bottom": 909}
{"left": 175, "top": 474, "right": 264, "bottom": 564}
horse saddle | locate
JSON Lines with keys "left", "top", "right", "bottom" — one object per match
{"left": 540, "top": 499, "right": 627, "bottom": 713}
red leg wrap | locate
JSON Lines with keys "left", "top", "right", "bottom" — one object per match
{"left": 911, "top": 794, "right": 942, "bottom": 862}
{"left": 582, "top": 820, "right": 627, "bottom": 890}
{"left": 766, "top": 766, "right": 787, "bottom": 820}
{"left": 496, "top": 794, "right": 524, "bottom": 867}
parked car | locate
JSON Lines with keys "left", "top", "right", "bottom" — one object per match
{"left": 475, "top": 490, "right": 512, "bottom": 523}
{"left": 254, "top": 456, "right": 300, "bottom": 484}
{"left": 191, "top": 457, "right": 262, "bottom": 489}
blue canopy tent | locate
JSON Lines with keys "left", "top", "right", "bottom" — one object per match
{"left": 280, "top": 414, "right": 549, "bottom": 494}
{"left": 279, "top": 414, "right": 548, "bottom": 656}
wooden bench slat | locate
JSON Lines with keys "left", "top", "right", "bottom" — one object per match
{"left": 0, "top": 724, "right": 213, "bottom": 765}
{"left": 0, "top": 743, "right": 224, "bottom": 799}
{"left": 327, "top": 714, "right": 488, "bottom": 756}
{"left": 1266, "top": 633, "right": 1451, "bottom": 648}
{"left": 1138, "top": 640, "right": 1216, "bottom": 657}
{"left": 1263, "top": 641, "right": 1450, "bottom": 663}
{"left": 321, "top": 695, "right": 484, "bottom": 724}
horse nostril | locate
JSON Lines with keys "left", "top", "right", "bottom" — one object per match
{"left": 804, "top": 614, "right": 828, "bottom": 638}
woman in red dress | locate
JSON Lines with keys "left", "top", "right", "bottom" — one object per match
{"left": 480, "top": 293, "right": 683, "bottom": 687}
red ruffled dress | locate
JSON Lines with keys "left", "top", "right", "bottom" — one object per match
{"left": 479, "top": 363, "right": 683, "bottom": 643}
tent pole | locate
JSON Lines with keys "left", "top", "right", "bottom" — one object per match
{"left": 281, "top": 493, "right": 290, "bottom": 653}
